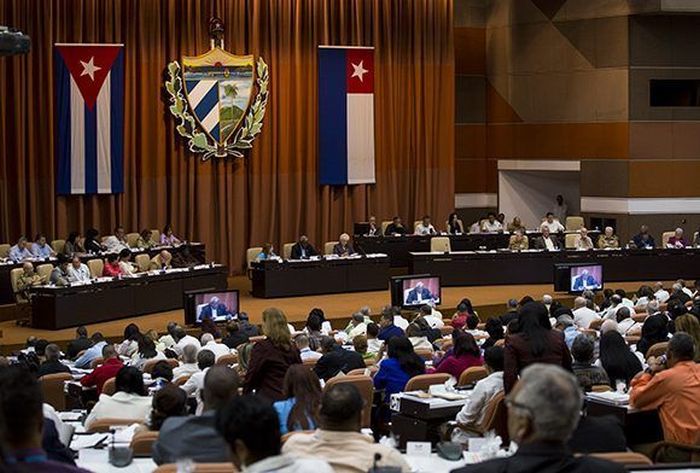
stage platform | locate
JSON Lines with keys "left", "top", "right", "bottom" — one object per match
{"left": 0, "top": 276, "right": 669, "bottom": 354}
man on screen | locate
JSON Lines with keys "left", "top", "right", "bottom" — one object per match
{"left": 572, "top": 269, "right": 599, "bottom": 292}
{"left": 199, "top": 296, "right": 232, "bottom": 321}
{"left": 405, "top": 281, "right": 436, "bottom": 305}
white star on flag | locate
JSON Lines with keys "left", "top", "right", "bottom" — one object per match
{"left": 80, "top": 56, "right": 101, "bottom": 81}
{"left": 351, "top": 60, "right": 369, "bottom": 82}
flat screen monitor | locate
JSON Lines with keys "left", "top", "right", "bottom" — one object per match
{"left": 184, "top": 289, "right": 239, "bottom": 325}
{"left": 554, "top": 263, "right": 603, "bottom": 293}
{"left": 390, "top": 274, "right": 441, "bottom": 308}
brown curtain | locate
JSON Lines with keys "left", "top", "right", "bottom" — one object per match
{"left": 0, "top": 0, "right": 454, "bottom": 273}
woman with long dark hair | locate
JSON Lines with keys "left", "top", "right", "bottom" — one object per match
{"left": 117, "top": 323, "right": 141, "bottom": 357}
{"left": 503, "top": 302, "right": 571, "bottom": 392}
{"left": 599, "top": 331, "right": 643, "bottom": 387}
{"left": 131, "top": 336, "right": 165, "bottom": 370}
{"left": 482, "top": 318, "right": 504, "bottom": 349}
{"left": 273, "top": 365, "right": 322, "bottom": 435}
{"left": 432, "top": 333, "right": 483, "bottom": 378}
{"left": 374, "top": 336, "right": 425, "bottom": 400}
{"left": 636, "top": 313, "right": 670, "bottom": 357}
{"left": 446, "top": 212, "right": 465, "bottom": 235}
{"left": 63, "top": 231, "right": 85, "bottom": 256}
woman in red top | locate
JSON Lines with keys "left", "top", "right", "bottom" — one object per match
{"left": 432, "top": 332, "right": 483, "bottom": 378}
{"left": 451, "top": 298, "right": 475, "bottom": 329}
{"left": 102, "top": 253, "right": 123, "bottom": 277}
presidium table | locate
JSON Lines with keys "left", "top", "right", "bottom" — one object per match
{"left": 409, "top": 247, "right": 700, "bottom": 287}
{"left": 28, "top": 265, "right": 228, "bottom": 330}
{"left": 251, "top": 254, "right": 390, "bottom": 298}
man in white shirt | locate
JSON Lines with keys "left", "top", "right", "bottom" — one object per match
{"left": 66, "top": 255, "right": 91, "bottom": 282}
{"left": 654, "top": 282, "right": 670, "bottom": 303}
{"left": 540, "top": 212, "right": 565, "bottom": 233}
{"left": 283, "top": 383, "right": 410, "bottom": 472}
{"left": 366, "top": 323, "right": 384, "bottom": 355}
{"left": 572, "top": 297, "right": 600, "bottom": 329}
{"left": 220, "top": 395, "right": 334, "bottom": 473}
{"left": 533, "top": 226, "right": 560, "bottom": 251}
{"left": 393, "top": 314, "right": 409, "bottom": 331}
{"left": 616, "top": 307, "right": 641, "bottom": 335}
{"left": 481, "top": 212, "right": 503, "bottom": 233}
{"left": 344, "top": 313, "right": 367, "bottom": 340}
{"left": 295, "top": 334, "right": 322, "bottom": 362}
{"left": 452, "top": 346, "right": 505, "bottom": 443}
{"left": 174, "top": 326, "right": 202, "bottom": 355}
{"left": 181, "top": 350, "right": 215, "bottom": 414}
{"left": 419, "top": 304, "right": 444, "bottom": 329}
{"left": 200, "top": 333, "right": 231, "bottom": 361}
{"left": 104, "top": 226, "right": 129, "bottom": 253}
{"left": 677, "top": 279, "right": 694, "bottom": 299}
{"left": 574, "top": 227, "right": 594, "bottom": 250}
{"left": 414, "top": 215, "right": 437, "bottom": 236}
{"left": 173, "top": 344, "right": 200, "bottom": 382}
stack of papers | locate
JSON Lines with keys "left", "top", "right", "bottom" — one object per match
{"left": 586, "top": 391, "right": 630, "bottom": 406}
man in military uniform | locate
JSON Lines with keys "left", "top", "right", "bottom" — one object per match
{"left": 597, "top": 226, "right": 620, "bottom": 249}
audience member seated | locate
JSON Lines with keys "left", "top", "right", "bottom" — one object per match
{"left": 452, "top": 364, "right": 624, "bottom": 473}
{"left": 480, "top": 212, "right": 503, "bottom": 233}
{"left": 365, "top": 216, "right": 382, "bottom": 236}
{"left": 219, "top": 394, "right": 334, "bottom": 472}
{"left": 150, "top": 360, "right": 174, "bottom": 387}
{"left": 452, "top": 346, "right": 505, "bottom": 443}
{"left": 135, "top": 229, "right": 157, "bottom": 249}
{"left": 295, "top": 334, "right": 321, "bottom": 363}
{"left": 49, "top": 255, "right": 70, "bottom": 286}
{"left": 160, "top": 223, "right": 181, "bottom": 246}
{"left": 384, "top": 216, "right": 407, "bottom": 236}
{"left": 406, "top": 323, "right": 433, "bottom": 352}
{"left": 83, "top": 228, "right": 105, "bottom": 254}
{"left": 84, "top": 366, "right": 152, "bottom": 430}
{"left": 149, "top": 249, "right": 172, "bottom": 270}
{"left": 532, "top": 226, "right": 560, "bottom": 250}
{"left": 597, "top": 226, "right": 619, "bottom": 249}
{"left": 74, "top": 333, "right": 108, "bottom": 369}
{"left": 104, "top": 226, "right": 129, "bottom": 253}
{"left": 574, "top": 227, "right": 594, "bottom": 250}
{"left": 66, "top": 326, "right": 92, "bottom": 359}
{"left": 498, "top": 299, "right": 519, "bottom": 326}
{"left": 352, "top": 335, "right": 373, "bottom": 362}
{"left": 632, "top": 224, "right": 655, "bottom": 249}
{"left": 465, "top": 313, "right": 487, "bottom": 338}
{"left": 290, "top": 235, "right": 318, "bottom": 259}
{"left": 599, "top": 331, "right": 643, "bottom": 389}
{"left": 63, "top": 231, "right": 85, "bottom": 256}
{"left": 572, "top": 296, "right": 600, "bottom": 329}
{"left": 377, "top": 311, "right": 404, "bottom": 341}
{"left": 332, "top": 233, "right": 355, "bottom": 257}
{"left": 374, "top": 336, "right": 425, "bottom": 400}
{"left": 149, "top": 384, "right": 188, "bottom": 431}
{"left": 283, "top": 383, "right": 410, "bottom": 472}
{"left": 222, "top": 321, "right": 249, "bottom": 349}
{"left": 669, "top": 282, "right": 691, "bottom": 306}
{"left": 130, "top": 336, "right": 166, "bottom": 370}
{"left": 67, "top": 255, "right": 91, "bottom": 282}
{"left": 155, "top": 366, "right": 239, "bottom": 464}
{"left": 504, "top": 302, "right": 572, "bottom": 393}
{"left": 616, "top": 306, "right": 641, "bottom": 335}
{"left": 117, "top": 323, "right": 142, "bottom": 357}
{"left": 432, "top": 332, "right": 482, "bottom": 378}
{"left": 0, "top": 366, "right": 91, "bottom": 472}
{"left": 238, "top": 311, "right": 261, "bottom": 337}
{"left": 508, "top": 228, "right": 528, "bottom": 250}
{"left": 102, "top": 252, "right": 122, "bottom": 277}
{"left": 446, "top": 212, "right": 465, "bottom": 235}
{"left": 9, "top": 236, "right": 34, "bottom": 262}
{"left": 304, "top": 312, "right": 325, "bottom": 350}
{"left": 244, "top": 308, "right": 302, "bottom": 402}
{"left": 314, "top": 337, "right": 365, "bottom": 381}
{"left": 366, "top": 323, "right": 384, "bottom": 354}
{"left": 630, "top": 333, "right": 700, "bottom": 459}
{"left": 172, "top": 344, "right": 200, "bottom": 382}
{"left": 570, "top": 335, "right": 609, "bottom": 391}
{"left": 173, "top": 325, "right": 202, "bottom": 355}
{"left": 31, "top": 233, "right": 56, "bottom": 259}
{"left": 667, "top": 227, "right": 688, "bottom": 248}
{"left": 37, "top": 344, "right": 70, "bottom": 378}
{"left": 539, "top": 212, "right": 565, "bottom": 234}
{"left": 117, "top": 248, "right": 137, "bottom": 275}
{"left": 344, "top": 312, "right": 367, "bottom": 339}
{"left": 637, "top": 313, "right": 670, "bottom": 357}
{"left": 181, "top": 350, "right": 215, "bottom": 414}
{"left": 256, "top": 242, "right": 277, "bottom": 262}
{"left": 482, "top": 318, "right": 505, "bottom": 349}
{"left": 506, "top": 216, "right": 525, "bottom": 233}
{"left": 200, "top": 333, "right": 230, "bottom": 361}
{"left": 414, "top": 215, "right": 437, "bottom": 235}
{"left": 15, "top": 262, "right": 45, "bottom": 300}
{"left": 274, "top": 364, "right": 322, "bottom": 435}
{"left": 451, "top": 300, "right": 472, "bottom": 330}
{"left": 554, "top": 314, "right": 578, "bottom": 348}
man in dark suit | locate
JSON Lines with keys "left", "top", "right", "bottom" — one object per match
{"left": 499, "top": 299, "right": 519, "bottom": 325}
{"left": 572, "top": 269, "right": 599, "bottom": 291}
{"left": 314, "top": 337, "right": 365, "bottom": 381}
{"left": 384, "top": 216, "right": 407, "bottom": 236}
{"left": 66, "top": 326, "right": 93, "bottom": 359}
{"left": 532, "top": 227, "right": 561, "bottom": 250}
{"left": 453, "top": 364, "right": 624, "bottom": 473}
{"left": 290, "top": 235, "right": 318, "bottom": 259}
{"left": 37, "top": 344, "right": 71, "bottom": 378}
{"left": 198, "top": 296, "right": 231, "bottom": 321}
{"left": 405, "top": 281, "right": 435, "bottom": 305}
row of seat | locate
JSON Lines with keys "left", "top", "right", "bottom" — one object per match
{"left": 0, "top": 229, "right": 164, "bottom": 259}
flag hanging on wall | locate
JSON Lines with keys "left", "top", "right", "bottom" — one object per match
{"left": 55, "top": 44, "right": 124, "bottom": 194}
{"left": 318, "top": 46, "right": 375, "bottom": 185}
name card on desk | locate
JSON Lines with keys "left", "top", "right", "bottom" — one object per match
{"left": 406, "top": 441, "right": 432, "bottom": 457}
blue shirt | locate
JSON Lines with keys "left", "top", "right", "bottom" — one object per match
{"left": 273, "top": 397, "right": 316, "bottom": 435}
{"left": 74, "top": 341, "right": 107, "bottom": 368}
{"left": 373, "top": 358, "right": 412, "bottom": 401}
{"left": 9, "top": 245, "right": 33, "bottom": 262}
{"left": 377, "top": 324, "right": 404, "bottom": 341}
{"left": 256, "top": 251, "right": 276, "bottom": 261}
{"left": 563, "top": 326, "right": 578, "bottom": 349}
{"left": 31, "top": 242, "right": 53, "bottom": 258}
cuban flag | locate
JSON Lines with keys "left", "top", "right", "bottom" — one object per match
{"left": 55, "top": 44, "right": 124, "bottom": 194}
{"left": 318, "top": 46, "right": 375, "bottom": 185}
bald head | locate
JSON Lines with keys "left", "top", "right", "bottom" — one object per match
{"left": 202, "top": 365, "right": 240, "bottom": 411}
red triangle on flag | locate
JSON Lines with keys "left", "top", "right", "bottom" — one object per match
{"left": 56, "top": 45, "right": 122, "bottom": 109}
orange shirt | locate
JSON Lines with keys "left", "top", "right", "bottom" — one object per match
{"left": 629, "top": 361, "right": 700, "bottom": 445}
